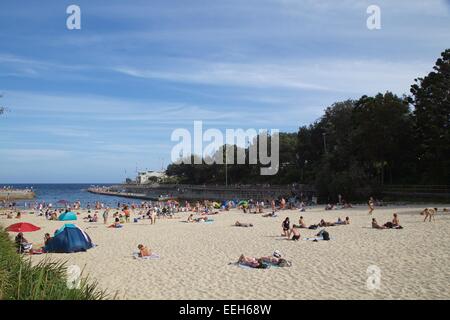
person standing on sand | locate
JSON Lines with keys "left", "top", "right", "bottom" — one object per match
{"left": 102, "top": 208, "right": 109, "bottom": 224}
{"left": 368, "top": 197, "right": 375, "bottom": 215}
{"left": 282, "top": 217, "right": 290, "bottom": 237}
{"left": 150, "top": 209, "right": 156, "bottom": 225}
{"left": 280, "top": 198, "right": 286, "bottom": 210}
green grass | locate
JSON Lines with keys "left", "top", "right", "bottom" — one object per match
{"left": 0, "top": 227, "right": 109, "bottom": 300}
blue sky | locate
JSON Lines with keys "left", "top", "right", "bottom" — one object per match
{"left": 0, "top": 0, "right": 449, "bottom": 183}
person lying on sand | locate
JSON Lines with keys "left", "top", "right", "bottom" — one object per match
{"left": 137, "top": 244, "right": 151, "bottom": 257}
{"left": 235, "top": 221, "right": 253, "bottom": 227}
{"left": 319, "top": 219, "right": 335, "bottom": 227}
{"left": 186, "top": 214, "right": 209, "bottom": 223}
{"left": 335, "top": 217, "right": 350, "bottom": 225}
{"left": 372, "top": 218, "right": 385, "bottom": 229}
{"left": 262, "top": 211, "right": 277, "bottom": 217}
{"left": 237, "top": 251, "right": 292, "bottom": 268}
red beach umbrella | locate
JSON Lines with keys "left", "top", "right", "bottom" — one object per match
{"left": 6, "top": 222, "right": 41, "bottom": 233}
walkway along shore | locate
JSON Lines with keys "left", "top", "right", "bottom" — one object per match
{"left": 88, "top": 184, "right": 316, "bottom": 202}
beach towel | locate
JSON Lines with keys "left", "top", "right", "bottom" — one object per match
{"left": 30, "top": 249, "right": 45, "bottom": 255}
{"left": 303, "top": 236, "right": 333, "bottom": 241}
{"left": 229, "top": 262, "right": 271, "bottom": 269}
{"left": 132, "top": 252, "right": 160, "bottom": 260}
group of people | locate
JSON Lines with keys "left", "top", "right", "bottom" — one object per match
{"left": 372, "top": 214, "right": 403, "bottom": 229}
{"left": 281, "top": 216, "right": 350, "bottom": 240}
{"left": 14, "top": 231, "right": 52, "bottom": 254}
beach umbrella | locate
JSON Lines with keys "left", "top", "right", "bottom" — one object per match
{"left": 237, "top": 200, "right": 248, "bottom": 206}
{"left": 6, "top": 222, "right": 41, "bottom": 233}
{"left": 58, "top": 211, "right": 77, "bottom": 221}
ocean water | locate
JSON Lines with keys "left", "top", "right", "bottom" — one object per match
{"left": 1, "top": 184, "right": 134, "bottom": 208}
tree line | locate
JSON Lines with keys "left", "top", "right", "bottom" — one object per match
{"left": 167, "top": 49, "right": 449, "bottom": 202}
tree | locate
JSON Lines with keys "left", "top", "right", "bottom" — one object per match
{"left": 409, "top": 48, "right": 450, "bottom": 183}
{"left": 352, "top": 92, "right": 416, "bottom": 185}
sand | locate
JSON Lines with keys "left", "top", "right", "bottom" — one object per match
{"left": 1, "top": 204, "right": 450, "bottom": 300}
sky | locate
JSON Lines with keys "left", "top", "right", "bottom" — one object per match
{"left": 0, "top": 0, "right": 449, "bottom": 183}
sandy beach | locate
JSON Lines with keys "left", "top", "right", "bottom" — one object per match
{"left": 1, "top": 204, "right": 450, "bottom": 300}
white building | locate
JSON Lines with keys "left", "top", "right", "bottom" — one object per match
{"left": 136, "top": 171, "right": 167, "bottom": 184}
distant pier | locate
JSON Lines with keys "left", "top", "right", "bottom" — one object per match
{"left": 0, "top": 188, "right": 35, "bottom": 201}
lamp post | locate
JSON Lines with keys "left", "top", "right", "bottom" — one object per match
{"left": 225, "top": 145, "right": 228, "bottom": 187}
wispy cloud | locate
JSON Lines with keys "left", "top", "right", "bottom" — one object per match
{"left": 112, "top": 58, "right": 433, "bottom": 95}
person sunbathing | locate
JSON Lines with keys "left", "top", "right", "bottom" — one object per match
{"left": 195, "top": 216, "right": 209, "bottom": 222}
{"left": 290, "top": 225, "right": 301, "bottom": 241}
{"left": 187, "top": 214, "right": 209, "bottom": 223}
{"left": 238, "top": 254, "right": 263, "bottom": 268}
{"left": 383, "top": 213, "right": 403, "bottom": 229}
{"left": 342, "top": 201, "right": 353, "bottom": 209}
{"left": 372, "top": 218, "right": 385, "bottom": 229}
{"left": 109, "top": 217, "right": 123, "bottom": 228}
{"left": 137, "top": 244, "right": 151, "bottom": 257}
{"left": 319, "top": 219, "right": 335, "bottom": 227}
{"left": 335, "top": 216, "right": 350, "bottom": 225}
{"left": 238, "top": 252, "right": 291, "bottom": 268}
{"left": 235, "top": 221, "right": 253, "bottom": 227}
{"left": 297, "top": 216, "right": 307, "bottom": 228}
{"left": 15, "top": 232, "right": 32, "bottom": 253}
{"left": 262, "top": 211, "right": 277, "bottom": 217}
{"left": 44, "top": 233, "right": 52, "bottom": 246}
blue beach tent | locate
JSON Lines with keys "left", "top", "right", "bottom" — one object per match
{"left": 58, "top": 211, "right": 77, "bottom": 221}
{"left": 44, "top": 224, "right": 93, "bottom": 253}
